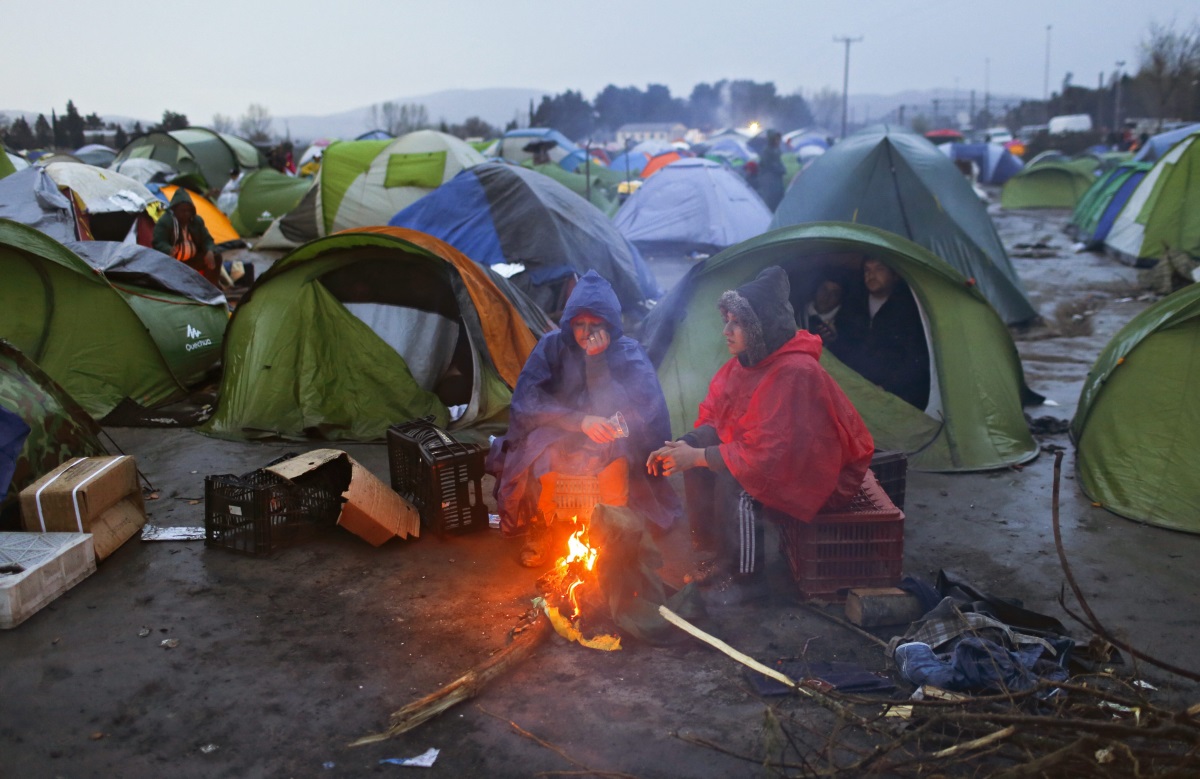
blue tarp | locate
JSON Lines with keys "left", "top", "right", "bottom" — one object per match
{"left": 390, "top": 162, "right": 658, "bottom": 313}
{"left": 613, "top": 158, "right": 772, "bottom": 255}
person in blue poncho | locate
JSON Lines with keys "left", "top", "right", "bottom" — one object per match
{"left": 487, "top": 270, "right": 681, "bottom": 567}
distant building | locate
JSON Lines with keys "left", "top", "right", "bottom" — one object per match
{"left": 615, "top": 122, "right": 688, "bottom": 146}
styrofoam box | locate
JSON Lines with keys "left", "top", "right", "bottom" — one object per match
{"left": 0, "top": 532, "right": 96, "bottom": 629}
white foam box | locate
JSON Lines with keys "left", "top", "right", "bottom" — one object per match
{"left": 0, "top": 532, "right": 96, "bottom": 629}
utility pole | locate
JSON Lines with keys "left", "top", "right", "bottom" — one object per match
{"left": 984, "top": 57, "right": 991, "bottom": 124}
{"left": 1114, "top": 60, "right": 1126, "bottom": 131}
{"left": 834, "top": 35, "right": 863, "bottom": 139}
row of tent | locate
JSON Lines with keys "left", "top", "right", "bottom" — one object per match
{"left": 3, "top": 123, "right": 1196, "bottom": 533}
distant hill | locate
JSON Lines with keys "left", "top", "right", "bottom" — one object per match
{"left": 273, "top": 87, "right": 550, "bottom": 142}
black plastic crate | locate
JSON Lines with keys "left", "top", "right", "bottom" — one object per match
{"left": 387, "top": 420, "right": 487, "bottom": 535}
{"left": 869, "top": 449, "right": 907, "bottom": 510}
{"left": 204, "top": 469, "right": 343, "bottom": 557}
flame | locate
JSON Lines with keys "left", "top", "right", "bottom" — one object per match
{"left": 547, "top": 516, "right": 598, "bottom": 620}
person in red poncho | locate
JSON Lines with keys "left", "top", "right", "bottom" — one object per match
{"left": 647, "top": 266, "right": 875, "bottom": 587}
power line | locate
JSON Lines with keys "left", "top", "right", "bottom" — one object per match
{"left": 834, "top": 35, "right": 863, "bottom": 139}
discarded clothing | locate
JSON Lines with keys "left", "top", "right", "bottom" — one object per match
{"left": 894, "top": 638, "right": 1068, "bottom": 695}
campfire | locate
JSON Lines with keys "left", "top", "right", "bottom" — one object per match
{"left": 535, "top": 514, "right": 620, "bottom": 650}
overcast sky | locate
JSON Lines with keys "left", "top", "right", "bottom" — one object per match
{"left": 5, "top": 0, "right": 1196, "bottom": 123}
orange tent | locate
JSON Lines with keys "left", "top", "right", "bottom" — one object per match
{"left": 640, "top": 151, "right": 683, "bottom": 179}
{"left": 159, "top": 185, "right": 241, "bottom": 245}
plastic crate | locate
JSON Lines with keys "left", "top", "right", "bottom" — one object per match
{"left": 778, "top": 471, "right": 904, "bottom": 601}
{"left": 387, "top": 420, "right": 487, "bottom": 535}
{"left": 870, "top": 450, "right": 908, "bottom": 510}
{"left": 553, "top": 475, "right": 601, "bottom": 522}
{"left": 204, "top": 470, "right": 343, "bottom": 557}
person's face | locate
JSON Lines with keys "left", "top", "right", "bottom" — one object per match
{"left": 814, "top": 280, "right": 844, "bottom": 314}
{"left": 863, "top": 259, "right": 898, "bottom": 297}
{"left": 571, "top": 313, "right": 608, "bottom": 354}
{"left": 723, "top": 311, "right": 747, "bottom": 357}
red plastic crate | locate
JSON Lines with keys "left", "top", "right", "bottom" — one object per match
{"left": 778, "top": 470, "right": 904, "bottom": 601}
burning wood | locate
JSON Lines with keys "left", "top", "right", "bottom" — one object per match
{"left": 536, "top": 514, "right": 622, "bottom": 651}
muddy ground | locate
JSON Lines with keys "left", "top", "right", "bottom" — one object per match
{"left": 2, "top": 205, "right": 1198, "bottom": 778}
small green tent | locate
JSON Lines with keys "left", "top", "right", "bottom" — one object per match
{"left": 1000, "top": 159, "right": 1096, "bottom": 209}
{"left": 230, "top": 168, "right": 313, "bottom": 236}
{"left": 0, "top": 340, "right": 105, "bottom": 520}
{"left": 1104, "top": 131, "right": 1200, "bottom": 267}
{"left": 1070, "top": 283, "right": 1200, "bottom": 532}
{"left": 0, "top": 220, "right": 228, "bottom": 418}
{"left": 642, "top": 222, "right": 1040, "bottom": 472}
{"left": 112, "top": 128, "right": 267, "bottom": 192}
{"left": 203, "top": 226, "right": 550, "bottom": 442}
{"left": 256, "top": 130, "right": 486, "bottom": 250}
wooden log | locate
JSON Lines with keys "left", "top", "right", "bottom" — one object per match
{"left": 844, "top": 587, "right": 925, "bottom": 628}
{"left": 658, "top": 605, "right": 796, "bottom": 688}
{"left": 349, "top": 611, "right": 552, "bottom": 747}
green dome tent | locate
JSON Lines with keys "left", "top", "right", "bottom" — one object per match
{"left": 1000, "top": 159, "right": 1096, "bottom": 209}
{"left": 112, "top": 128, "right": 267, "bottom": 192}
{"left": 642, "top": 222, "right": 1040, "bottom": 472}
{"left": 229, "top": 167, "right": 313, "bottom": 236}
{"left": 1070, "top": 283, "right": 1200, "bottom": 532}
{"left": 256, "top": 130, "right": 486, "bottom": 250}
{"left": 1104, "top": 131, "right": 1200, "bottom": 268}
{"left": 203, "top": 226, "right": 551, "bottom": 442}
{"left": 0, "top": 340, "right": 105, "bottom": 520}
{"left": 771, "top": 124, "right": 1036, "bottom": 325}
{"left": 0, "top": 220, "right": 228, "bottom": 418}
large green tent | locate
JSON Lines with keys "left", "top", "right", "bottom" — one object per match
{"left": 229, "top": 168, "right": 313, "bottom": 236}
{"left": 256, "top": 130, "right": 486, "bottom": 250}
{"left": 203, "top": 227, "right": 550, "bottom": 442}
{"left": 0, "top": 220, "right": 228, "bottom": 418}
{"left": 112, "top": 128, "right": 267, "bottom": 192}
{"left": 1000, "top": 159, "right": 1096, "bottom": 209}
{"left": 0, "top": 339, "right": 105, "bottom": 519}
{"left": 1104, "top": 131, "right": 1200, "bottom": 267}
{"left": 771, "top": 124, "right": 1036, "bottom": 325}
{"left": 642, "top": 222, "right": 1040, "bottom": 472}
{"left": 1070, "top": 283, "right": 1200, "bottom": 532}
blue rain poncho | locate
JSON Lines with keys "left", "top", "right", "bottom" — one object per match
{"left": 489, "top": 271, "right": 681, "bottom": 534}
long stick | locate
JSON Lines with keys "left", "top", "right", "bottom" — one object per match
{"left": 929, "top": 725, "right": 1016, "bottom": 759}
{"left": 658, "top": 605, "right": 795, "bottom": 688}
{"left": 349, "top": 611, "right": 552, "bottom": 746}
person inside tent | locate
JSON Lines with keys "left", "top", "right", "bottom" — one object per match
{"left": 794, "top": 268, "right": 850, "bottom": 356}
{"left": 836, "top": 257, "right": 931, "bottom": 410}
{"left": 152, "top": 188, "right": 220, "bottom": 287}
{"left": 647, "top": 266, "right": 874, "bottom": 592}
{"left": 488, "top": 270, "right": 680, "bottom": 567}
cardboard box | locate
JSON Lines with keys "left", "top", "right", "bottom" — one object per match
{"left": 0, "top": 532, "right": 96, "bottom": 629}
{"left": 266, "top": 449, "right": 419, "bottom": 547}
{"left": 19, "top": 456, "right": 147, "bottom": 560}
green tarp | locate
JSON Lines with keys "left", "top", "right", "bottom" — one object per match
{"left": 1071, "top": 283, "right": 1200, "bottom": 532}
{"left": 644, "top": 222, "right": 1039, "bottom": 472}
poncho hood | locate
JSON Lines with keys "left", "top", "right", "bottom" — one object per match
{"left": 561, "top": 270, "right": 624, "bottom": 340}
{"left": 168, "top": 187, "right": 196, "bottom": 210}
{"left": 718, "top": 266, "right": 797, "bottom": 366}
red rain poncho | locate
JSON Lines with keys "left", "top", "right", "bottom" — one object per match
{"left": 696, "top": 329, "right": 875, "bottom": 521}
